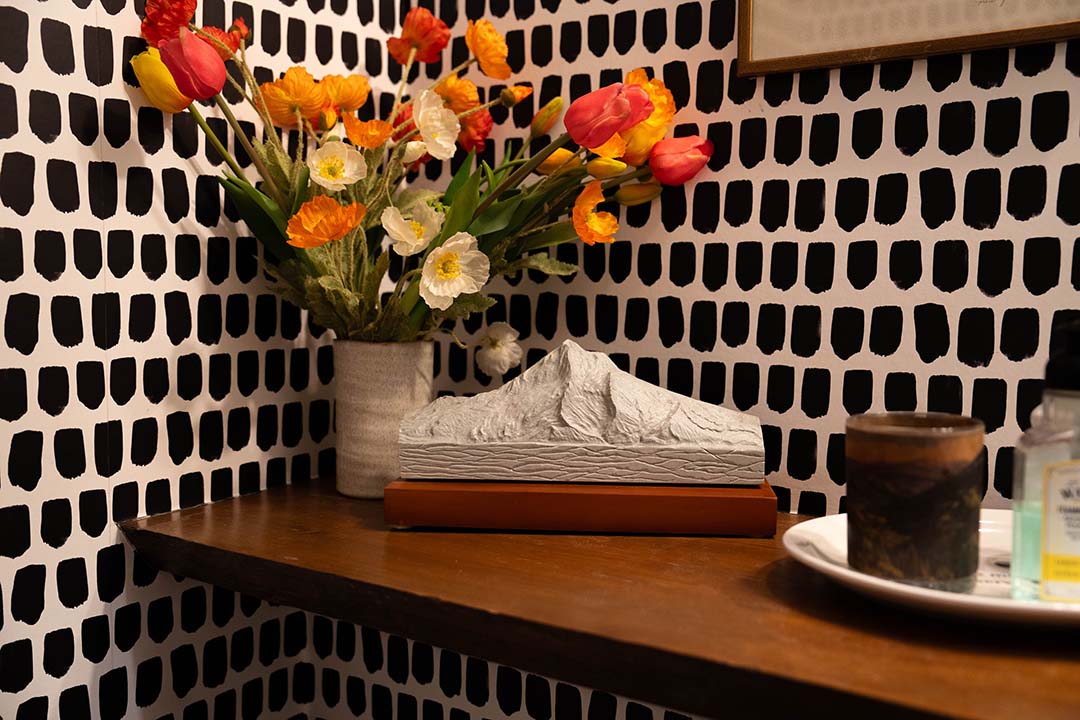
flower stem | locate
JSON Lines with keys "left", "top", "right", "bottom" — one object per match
{"left": 474, "top": 132, "right": 572, "bottom": 218}
{"left": 392, "top": 267, "right": 421, "bottom": 300}
{"left": 431, "top": 57, "right": 476, "bottom": 90}
{"left": 188, "top": 104, "right": 247, "bottom": 180}
{"left": 294, "top": 111, "right": 306, "bottom": 164}
{"left": 212, "top": 94, "right": 288, "bottom": 208}
{"left": 390, "top": 47, "right": 417, "bottom": 123}
{"left": 189, "top": 26, "right": 285, "bottom": 156}
{"left": 601, "top": 165, "right": 652, "bottom": 191}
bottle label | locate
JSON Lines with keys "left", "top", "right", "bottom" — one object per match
{"left": 1042, "top": 460, "right": 1080, "bottom": 601}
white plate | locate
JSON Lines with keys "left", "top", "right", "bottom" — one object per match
{"left": 782, "top": 510, "right": 1080, "bottom": 625}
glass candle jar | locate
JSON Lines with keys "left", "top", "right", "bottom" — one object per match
{"left": 846, "top": 412, "right": 985, "bottom": 593}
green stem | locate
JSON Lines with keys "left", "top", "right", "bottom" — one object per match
{"left": 601, "top": 165, "right": 652, "bottom": 191}
{"left": 213, "top": 95, "right": 288, "bottom": 209}
{"left": 189, "top": 104, "right": 247, "bottom": 180}
{"left": 294, "top": 111, "right": 306, "bottom": 164}
{"left": 390, "top": 46, "right": 417, "bottom": 123}
{"left": 190, "top": 26, "right": 286, "bottom": 156}
{"left": 441, "top": 57, "right": 477, "bottom": 83}
{"left": 392, "top": 267, "right": 421, "bottom": 302}
{"left": 518, "top": 220, "right": 564, "bottom": 238}
{"left": 401, "top": 281, "right": 429, "bottom": 338}
{"left": 474, "top": 132, "right": 572, "bottom": 219}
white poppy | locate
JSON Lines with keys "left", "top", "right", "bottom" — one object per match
{"left": 401, "top": 140, "right": 428, "bottom": 164}
{"left": 307, "top": 140, "right": 367, "bottom": 191}
{"left": 420, "top": 232, "right": 490, "bottom": 311}
{"left": 412, "top": 90, "right": 459, "bottom": 161}
{"left": 382, "top": 203, "right": 444, "bottom": 257}
{"left": 476, "top": 322, "right": 523, "bottom": 377}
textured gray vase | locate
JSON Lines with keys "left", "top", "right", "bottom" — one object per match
{"left": 334, "top": 340, "right": 434, "bottom": 498}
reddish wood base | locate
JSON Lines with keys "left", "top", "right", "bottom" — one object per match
{"left": 384, "top": 480, "right": 777, "bottom": 536}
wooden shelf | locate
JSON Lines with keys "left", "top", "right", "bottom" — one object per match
{"left": 121, "top": 480, "right": 1080, "bottom": 720}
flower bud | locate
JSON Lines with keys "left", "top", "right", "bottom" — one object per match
{"left": 229, "top": 17, "right": 249, "bottom": 40}
{"left": 586, "top": 157, "right": 627, "bottom": 179}
{"left": 500, "top": 85, "right": 533, "bottom": 107}
{"left": 529, "top": 96, "right": 563, "bottom": 137}
{"left": 130, "top": 47, "right": 192, "bottom": 114}
{"left": 535, "top": 148, "right": 581, "bottom": 175}
{"left": 614, "top": 180, "right": 662, "bottom": 206}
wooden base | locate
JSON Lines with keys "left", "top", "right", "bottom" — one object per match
{"left": 384, "top": 480, "right": 777, "bottom": 536}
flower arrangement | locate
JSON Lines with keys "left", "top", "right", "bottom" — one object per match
{"left": 130, "top": 2, "right": 714, "bottom": 354}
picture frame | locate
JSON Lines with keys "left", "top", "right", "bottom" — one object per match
{"left": 737, "top": 0, "right": 1080, "bottom": 76}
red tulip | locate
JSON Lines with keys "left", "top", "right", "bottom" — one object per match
{"left": 563, "top": 83, "right": 653, "bottom": 149}
{"left": 158, "top": 27, "right": 227, "bottom": 100}
{"left": 649, "top": 135, "right": 713, "bottom": 185}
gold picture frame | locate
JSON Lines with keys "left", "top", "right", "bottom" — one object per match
{"left": 737, "top": 0, "right": 1080, "bottom": 76}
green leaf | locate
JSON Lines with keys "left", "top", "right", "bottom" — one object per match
{"left": 439, "top": 168, "right": 482, "bottom": 242}
{"left": 290, "top": 166, "right": 310, "bottom": 215}
{"left": 492, "top": 157, "right": 528, "bottom": 184}
{"left": 521, "top": 221, "right": 579, "bottom": 251}
{"left": 443, "top": 150, "right": 476, "bottom": 205}
{"left": 262, "top": 258, "right": 309, "bottom": 307}
{"left": 252, "top": 139, "right": 292, "bottom": 199}
{"left": 218, "top": 177, "right": 295, "bottom": 264}
{"left": 396, "top": 188, "right": 441, "bottom": 215}
{"left": 362, "top": 249, "right": 391, "bottom": 311}
{"left": 298, "top": 277, "right": 348, "bottom": 338}
{"left": 469, "top": 193, "right": 523, "bottom": 238}
{"left": 520, "top": 253, "right": 578, "bottom": 276}
{"left": 437, "top": 292, "right": 496, "bottom": 320}
{"left": 481, "top": 161, "right": 498, "bottom": 191}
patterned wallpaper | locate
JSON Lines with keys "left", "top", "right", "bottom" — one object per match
{"left": 0, "top": 0, "right": 333, "bottom": 717}
{"left": 2, "top": 0, "right": 1078, "bottom": 718}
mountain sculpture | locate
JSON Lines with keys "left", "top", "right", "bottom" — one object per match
{"left": 399, "top": 340, "right": 765, "bottom": 484}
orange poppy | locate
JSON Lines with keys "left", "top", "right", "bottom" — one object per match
{"left": 319, "top": 74, "right": 371, "bottom": 127}
{"left": 199, "top": 25, "right": 241, "bottom": 61}
{"left": 391, "top": 105, "right": 416, "bottom": 141}
{"left": 465, "top": 20, "right": 511, "bottom": 80}
{"left": 590, "top": 133, "right": 627, "bottom": 159}
{"left": 141, "top": 0, "right": 196, "bottom": 46}
{"left": 572, "top": 181, "right": 617, "bottom": 245}
{"left": 286, "top": 196, "right": 367, "bottom": 248}
{"left": 387, "top": 7, "right": 450, "bottom": 65}
{"left": 458, "top": 108, "right": 493, "bottom": 153}
{"left": 343, "top": 116, "right": 394, "bottom": 149}
{"left": 619, "top": 68, "right": 676, "bottom": 166}
{"left": 435, "top": 73, "right": 479, "bottom": 114}
{"left": 260, "top": 67, "right": 329, "bottom": 128}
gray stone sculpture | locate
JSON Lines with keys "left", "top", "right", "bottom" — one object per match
{"left": 399, "top": 340, "right": 765, "bottom": 484}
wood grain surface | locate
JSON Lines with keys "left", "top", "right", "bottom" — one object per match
{"left": 120, "top": 480, "right": 1080, "bottom": 720}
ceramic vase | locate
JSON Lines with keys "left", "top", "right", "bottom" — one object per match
{"left": 333, "top": 340, "right": 434, "bottom": 498}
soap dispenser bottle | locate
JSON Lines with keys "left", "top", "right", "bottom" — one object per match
{"left": 1012, "top": 320, "right": 1080, "bottom": 601}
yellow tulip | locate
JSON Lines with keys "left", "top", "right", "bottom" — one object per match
{"left": 586, "top": 157, "right": 627, "bottom": 179}
{"left": 614, "top": 180, "right": 663, "bottom": 206}
{"left": 130, "top": 47, "right": 192, "bottom": 114}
